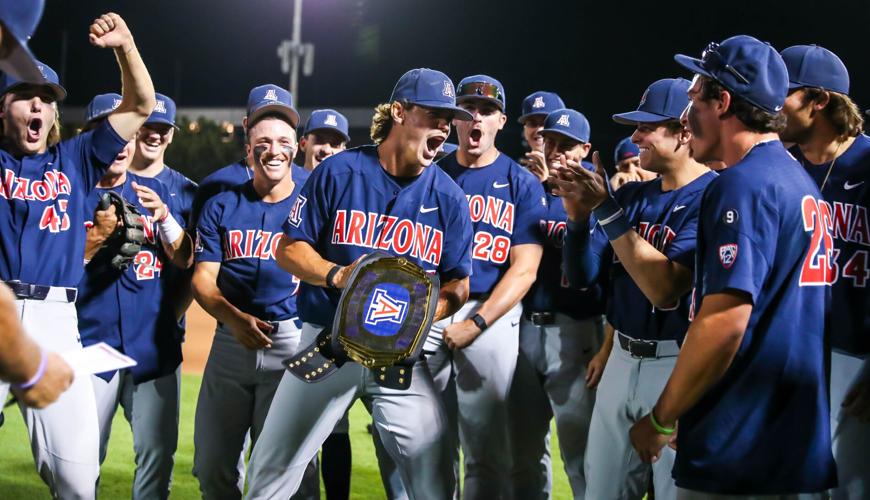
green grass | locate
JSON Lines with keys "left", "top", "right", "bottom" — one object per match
{"left": 0, "top": 374, "right": 572, "bottom": 499}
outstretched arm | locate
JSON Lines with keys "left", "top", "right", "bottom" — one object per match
{"left": 90, "top": 13, "right": 156, "bottom": 140}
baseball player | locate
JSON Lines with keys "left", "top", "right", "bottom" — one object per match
{"left": 76, "top": 93, "right": 191, "bottom": 500}
{"left": 508, "top": 107, "right": 606, "bottom": 499}
{"left": 243, "top": 68, "right": 474, "bottom": 500}
{"left": 610, "top": 136, "right": 657, "bottom": 190}
{"left": 128, "top": 92, "right": 198, "bottom": 327}
{"left": 191, "top": 86, "right": 317, "bottom": 500}
{"left": 300, "top": 108, "right": 350, "bottom": 172}
{"left": 0, "top": 0, "right": 75, "bottom": 411}
{"left": 431, "top": 74, "right": 546, "bottom": 500}
{"left": 0, "top": 12, "right": 155, "bottom": 498}
{"left": 517, "top": 91, "right": 565, "bottom": 182}
{"left": 553, "top": 77, "right": 714, "bottom": 500}
{"left": 630, "top": 35, "right": 837, "bottom": 496}
{"left": 298, "top": 108, "right": 354, "bottom": 500}
{"left": 779, "top": 44, "right": 869, "bottom": 498}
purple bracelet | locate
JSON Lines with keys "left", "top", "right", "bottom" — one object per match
{"left": 13, "top": 350, "right": 47, "bottom": 390}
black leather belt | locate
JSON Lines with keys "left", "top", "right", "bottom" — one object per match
{"left": 617, "top": 332, "right": 660, "bottom": 359}
{"left": 524, "top": 311, "right": 556, "bottom": 326}
{"left": 4, "top": 281, "right": 77, "bottom": 303}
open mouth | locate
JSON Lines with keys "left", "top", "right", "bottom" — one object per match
{"left": 426, "top": 135, "right": 446, "bottom": 157}
{"left": 26, "top": 118, "right": 42, "bottom": 142}
{"left": 468, "top": 128, "right": 483, "bottom": 147}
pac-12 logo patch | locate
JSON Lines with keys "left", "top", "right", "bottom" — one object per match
{"left": 718, "top": 243, "right": 738, "bottom": 269}
{"left": 287, "top": 195, "right": 307, "bottom": 228}
{"left": 363, "top": 283, "right": 410, "bottom": 337}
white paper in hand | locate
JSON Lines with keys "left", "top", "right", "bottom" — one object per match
{"left": 62, "top": 342, "right": 137, "bottom": 376}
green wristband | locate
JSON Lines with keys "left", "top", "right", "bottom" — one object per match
{"left": 649, "top": 410, "right": 676, "bottom": 435}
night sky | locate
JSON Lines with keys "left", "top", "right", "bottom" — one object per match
{"left": 29, "top": 0, "right": 870, "bottom": 159}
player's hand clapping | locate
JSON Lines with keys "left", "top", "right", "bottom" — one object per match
{"left": 549, "top": 151, "right": 609, "bottom": 220}
{"left": 521, "top": 150, "right": 549, "bottom": 183}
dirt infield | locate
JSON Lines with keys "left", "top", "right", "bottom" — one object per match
{"left": 181, "top": 302, "right": 215, "bottom": 375}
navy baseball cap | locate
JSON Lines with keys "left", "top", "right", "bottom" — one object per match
{"left": 517, "top": 91, "right": 565, "bottom": 124}
{"left": 781, "top": 45, "right": 849, "bottom": 95}
{"left": 540, "top": 108, "right": 590, "bottom": 144}
{"left": 85, "top": 93, "right": 122, "bottom": 124}
{"left": 247, "top": 84, "right": 300, "bottom": 128}
{"left": 0, "top": 60, "right": 66, "bottom": 100}
{"left": 0, "top": 0, "right": 45, "bottom": 83}
{"left": 145, "top": 93, "right": 179, "bottom": 129}
{"left": 303, "top": 109, "right": 350, "bottom": 142}
{"left": 612, "top": 78, "right": 691, "bottom": 125}
{"left": 613, "top": 136, "right": 640, "bottom": 164}
{"left": 390, "top": 68, "right": 472, "bottom": 120}
{"left": 675, "top": 35, "right": 789, "bottom": 113}
{"left": 456, "top": 74, "right": 506, "bottom": 113}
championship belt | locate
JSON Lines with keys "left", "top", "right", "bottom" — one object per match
{"left": 284, "top": 252, "right": 439, "bottom": 390}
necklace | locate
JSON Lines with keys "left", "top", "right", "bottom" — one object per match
{"left": 738, "top": 138, "right": 777, "bottom": 163}
{"left": 816, "top": 140, "right": 844, "bottom": 193}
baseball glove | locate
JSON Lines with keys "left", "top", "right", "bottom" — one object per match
{"left": 96, "top": 191, "right": 146, "bottom": 270}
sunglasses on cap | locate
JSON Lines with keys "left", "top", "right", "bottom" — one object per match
{"left": 701, "top": 42, "right": 751, "bottom": 85}
{"left": 457, "top": 81, "right": 504, "bottom": 104}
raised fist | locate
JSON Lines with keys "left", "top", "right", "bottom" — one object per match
{"left": 88, "top": 13, "right": 133, "bottom": 51}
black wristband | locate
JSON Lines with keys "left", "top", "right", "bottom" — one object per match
{"left": 326, "top": 265, "right": 342, "bottom": 289}
{"left": 470, "top": 313, "right": 488, "bottom": 332}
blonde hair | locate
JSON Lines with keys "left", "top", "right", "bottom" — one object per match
{"left": 370, "top": 102, "right": 394, "bottom": 145}
{"left": 803, "top": 89, "right": 864, "bottom": 139}
{"left": 47, "top": 102, "right": 61, "bottom": 147}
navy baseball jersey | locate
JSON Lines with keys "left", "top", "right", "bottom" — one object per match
{"left": 283, "top": 145, "right": 474, "bottom": 330}
{"left": 523, "top": 190, "right": 604, "bottom": 319}
{"left": 0, "top": 119, "right": 128, "bottom": 287}
{"left": 188, "top": 159, "right": 252, "bottom": 230}
{"left": 564, "top": 172, "right": 716, "bottom": 342}
{"left": 155, "top": 165, "right": 198, "bottom": 228}
{"left": 77, "top": 173, "right": 181, "bottom": 383}
{"left": 676, "top": 141, "right": 836, "bottom": 494}
{"left": 195, "top": 171, "right": 307, "bottom": 322}
{"left": 791, "top": 135, "right": 870, "bottom": 355}
{"left": 154, "top": 165, "right": 198, "bottom": 338}
{"left": 439, "top": 152, "right": 546, "bottom": 294}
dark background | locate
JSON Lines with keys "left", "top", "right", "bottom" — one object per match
{"left": 30, "top": 0, "right": 870, "bottom": 164}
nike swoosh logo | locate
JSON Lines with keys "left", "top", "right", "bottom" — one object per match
{"left": 170, "top": 193, "right": 177, "bottom": 196}
{"left": 493, "top": 181, "right": 510, "bottom": 189}
{"left": 844, "top": 180, "right": 865, "bottom": 190}
{"left": 673, "top": 205, "right": 687, "bottom": 212}
{"left": 420, "top": 206, "right": 438, "bottom": 213}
